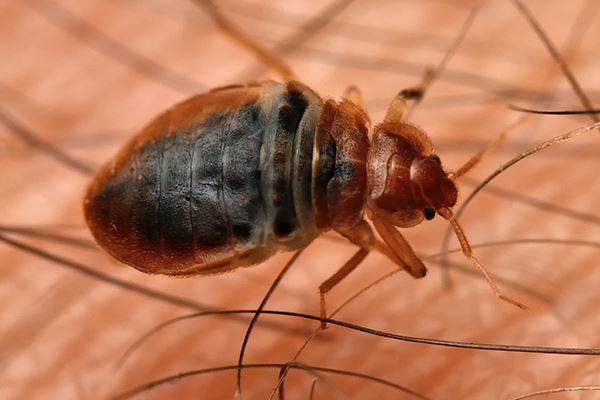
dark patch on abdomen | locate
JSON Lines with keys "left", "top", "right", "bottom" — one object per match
{"left": 222, "top": 103, "right": 264, "bottom": 243}
{"left": 94, "top": 103, "right": 266, "bottom": 254}
{"left": 270, "top": 89, "right": 309, "bottom": 238}
{"left": 278, "top": 90, "right": 309, "bottom": 139}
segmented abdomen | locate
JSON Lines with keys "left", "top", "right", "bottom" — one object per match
{"left": 84, "top": 82, "right": 322, "bottom": 275}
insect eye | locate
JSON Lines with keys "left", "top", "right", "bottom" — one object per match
{"left": 423, "top": 208, "right": 436, "bottom": 220}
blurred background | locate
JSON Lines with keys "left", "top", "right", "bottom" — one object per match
{"left": 1, "top": 0, "right": 599, "bottom": 399}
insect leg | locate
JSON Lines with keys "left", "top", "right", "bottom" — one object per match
{"left": 370, "top": 214, "right": 427, "bottom": 279}
{"left": 383, "top": 69, "right": 434, "bottom": 123}
{"left": 318, "top": 217, "right": 425, "bottom": 328}
{"left": 319, "top": 220, "right": 378, "bottom": 329}
{"left": 343, "top": 85, "right": 363, "bottom": 108}
{"left": 319, "top": 248, "right": 369, "bottom": 330}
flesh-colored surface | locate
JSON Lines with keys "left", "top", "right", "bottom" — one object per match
{"left": 1, "top": 1, "right": 599, "bottom": 399}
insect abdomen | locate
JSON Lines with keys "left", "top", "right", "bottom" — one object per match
{"left": 84, "top": 82, "right": 322, "bottom": 275}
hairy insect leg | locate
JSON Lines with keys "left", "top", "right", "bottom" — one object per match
{"left": 437, "top": 207, "right": 528, "bottom": 310}
{"left": 370, "top": 215, "right": 427, "bottom": 279}
{"left": 192, "top": 0, "right": 295, "bottom": 80}
{"left": 343, "top": 85, "right": 363, "bottom": 107}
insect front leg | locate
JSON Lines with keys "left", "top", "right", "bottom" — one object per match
{"left": 370, "top": 214, "right": 427, "bottom": 279}
{"left": 319, "top": 214, "right": 426, "bottom": 329}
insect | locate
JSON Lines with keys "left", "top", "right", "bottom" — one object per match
{"left": 4, "top": 0, "right": 600, "bottom": 399}
{"left": 84, "top": 78, "right": 525, "bottom": 327}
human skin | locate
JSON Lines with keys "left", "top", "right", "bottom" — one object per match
{"left": 1, "top": 1, "right": 599, "bottom": 399}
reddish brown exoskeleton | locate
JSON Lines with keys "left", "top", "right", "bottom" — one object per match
{"left": 84, "top": 78, "right": 526, "bottom": 327}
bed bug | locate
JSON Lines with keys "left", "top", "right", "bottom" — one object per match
{"left": 84, "top": 78, "right": 526, "bottom": 326}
